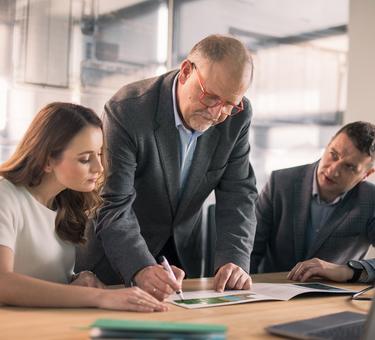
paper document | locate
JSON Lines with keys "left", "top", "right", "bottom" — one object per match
{"left": 169, "top": 282, "right": 357, "bottom": 309}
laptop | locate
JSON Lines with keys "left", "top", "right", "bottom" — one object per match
{"left": 266, "top": 294, "right": 375, "bottom": 339}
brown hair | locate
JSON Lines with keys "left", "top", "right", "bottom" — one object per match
{"left": 188, "top": 34, "right": 254, "bottom": 83}
{"left": 0, "top": 102, "right": 107, "bottom": 244}
{"left": 333, "top": 121, "right": 375, "bottom": 162}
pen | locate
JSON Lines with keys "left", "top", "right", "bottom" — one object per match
{"left": 158, "top": 256, "right": 184, "bottom": 300}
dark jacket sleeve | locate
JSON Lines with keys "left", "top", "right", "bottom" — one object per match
{"left": 213, "top": 99, "right": 258, "bottom": 273}
{"left": 250, "top": 172, "right": 275, "bottom": 273}
{"left": 360, "top": 212, "right": 375, "bottom": 282}
{"left": 360, "top": 258, "right": 375, "bottom": 283}
{"left": 95, "top": 100, "right": 156, "bottom": 286}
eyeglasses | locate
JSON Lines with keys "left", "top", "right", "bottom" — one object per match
{"left": 190, "top": 62, "right": 244, "bottom": 116}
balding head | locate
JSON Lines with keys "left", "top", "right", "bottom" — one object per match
{"left": 188, "top": 34, "right": 254, "bottom": 83}
{"left": 177, "top": 34, "right": 253, "bottom": 132}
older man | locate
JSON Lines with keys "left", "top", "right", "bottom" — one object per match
{"left": 251, "top": 121, "right": 375, "bottom": 284}
{"left": 86, "top": 35, "right": 257, "bottom": 299}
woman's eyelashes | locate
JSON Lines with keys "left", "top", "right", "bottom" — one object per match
{"left": 79, "top": 152, "right": 102, "bottom": 164}
{"left": 79, "top": 158, "right": 90, "bottom": 164}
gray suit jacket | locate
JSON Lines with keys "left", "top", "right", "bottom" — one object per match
{"left": 250, "top": 162, "right": 375, "bottom": 274}
{"left": 82, "top": 70, "right": 257, "bottom": 285}
{"left": 360, "top": 258, "right": 375, "bottom": 282}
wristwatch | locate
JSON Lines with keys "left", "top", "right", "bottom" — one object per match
{"left": 346, "top": 260, "right": 364, "bottom": 283}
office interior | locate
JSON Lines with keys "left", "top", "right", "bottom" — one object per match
{"left": 1, "top": 3, "right": 375, "bottom": 338}
{"left": 0, "top": 0, "right": 374, "bottom": 198}
{"left": 0, "top": 0, "right": 374, "bottom": 184}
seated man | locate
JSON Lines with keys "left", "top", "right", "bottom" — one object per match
{"left": 250, "top": 121, "right": 375, "bottom": 284}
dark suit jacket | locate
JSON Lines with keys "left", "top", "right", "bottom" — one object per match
{"left": 250, "top": 162, "right": 375, "bottom": 274}
{"left": 82, "top": 70, "right": 257, "bottom": 285}
{"left": 361, "top": 258, "right": 375, "bottom": 282}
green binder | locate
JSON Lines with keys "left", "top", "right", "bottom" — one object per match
{"left": 90, "top": 318, "right": 227, "bottom": 339}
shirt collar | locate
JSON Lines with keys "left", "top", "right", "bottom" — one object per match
{"left": 312, "top": 162, "right": 347, "bottom": 205}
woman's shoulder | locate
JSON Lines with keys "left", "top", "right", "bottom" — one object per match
{"left": 0, "top": 178, "right": 25, "bottom": 235}
{"left": 0, "top": 177, "right": 26, "bottom": 205}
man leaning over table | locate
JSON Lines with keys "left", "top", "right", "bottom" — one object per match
{"left": 250, "top": 121, "right": 375, "bottom": 284}
{"left": 82, "top": 34, "right": 258, "bottom": 300}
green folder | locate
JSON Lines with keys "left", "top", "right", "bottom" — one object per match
{"left": 90, "top": 318, "right": 227, "bottom": 339}
{"left": 91, "top": 318, "right": 227, "bottom": 334}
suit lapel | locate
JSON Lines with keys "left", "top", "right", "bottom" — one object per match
{"left": 293, "top": 163, "right": 316, "bottom": 261}
{"left": 154, "top": 71, "right": 180, "bottom": 216}
{"left": 175, "top": 127, "right": 220, "bottom": 218}
{"left": 305, "top": 190, "right": 354, "bottom": 258}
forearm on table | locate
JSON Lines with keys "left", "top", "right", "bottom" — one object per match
{"left": 0, "top": 272, "right": 101, "bottom": 308}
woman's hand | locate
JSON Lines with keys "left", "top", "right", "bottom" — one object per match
{"left": 97, "top": 286, "right": 169, "bottom": 312}
{"left": 70, "top": 271, "right": 106, "bottom": 288}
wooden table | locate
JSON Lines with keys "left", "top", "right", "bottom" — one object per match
{"left": 0, "top": 273, "right": 372, "bottom": 339}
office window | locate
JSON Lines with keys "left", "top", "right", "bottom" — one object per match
{"left": 81, "top": 0, "right": 168, "bottom": 90}
{"left": 1, "top": 0, "right": 349, "bottom": 191}
{"left": 172, "top": 0, "right": 348, "bottom": 189}
{"left": 0, "top": 0, "right": 168, "bottom": 162}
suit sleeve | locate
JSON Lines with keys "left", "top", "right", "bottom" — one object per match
{"left": 96, "top": 100, "right": 156, "bottom": 286}
{"left": 360, "top": 259, "right": 375, "bottom": 283}
{"left": 213, "top": 100, "right": 258, "bottom": 274}
{"left": 250, "top": 172, "right": 275, "bottom": 273}
{"left": 361, "top": 212, "right": 375, "bottom": 282}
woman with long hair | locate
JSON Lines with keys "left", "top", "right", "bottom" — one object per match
{"left": 0, "top": 102, "right": 167, "bottom": 312}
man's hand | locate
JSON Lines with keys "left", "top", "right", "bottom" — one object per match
{"left": 133, "top": 264, "right": 185, "bottom": 301}
{"left": 213, "top": 263, "right": 252, "bottom": 292}
{"left": 287, "top": 258, "right": 353, "bottom": 282}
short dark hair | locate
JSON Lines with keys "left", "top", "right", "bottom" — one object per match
{"left": 334, "top": 121, "right": 375, "bottom": 161}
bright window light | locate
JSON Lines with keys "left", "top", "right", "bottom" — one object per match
{"left": 157, "top": 3, "right": 168, "bottom": 64}
{"left": 0, "top": 77, "right": 8, "bottom": 130}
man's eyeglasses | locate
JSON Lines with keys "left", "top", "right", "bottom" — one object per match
{"left": 190, "top": 61, "right": 244, "bottom": 116}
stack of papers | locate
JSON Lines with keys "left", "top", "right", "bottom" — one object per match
{"left": 169, "top": 282, "right": 357, "bottom": 309}
{"left": 90, "top": 318, "right": 227, "bottom": 339}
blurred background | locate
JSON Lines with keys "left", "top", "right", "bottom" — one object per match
{"left": 0, "top": 0, "right": 373, "bottom": 191}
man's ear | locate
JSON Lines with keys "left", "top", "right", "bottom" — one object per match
{"left": 178, "top": 60, "right": 194, "bottom": 85}
{"left": 363, "top": 167, "right": 375, "bottom": 181}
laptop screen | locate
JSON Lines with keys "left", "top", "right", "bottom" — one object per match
{"left": 363, "top": 296, "right": 375, "bottom": 340}
{"left": 266, "top": 292, "right": 375, "bottom": 340}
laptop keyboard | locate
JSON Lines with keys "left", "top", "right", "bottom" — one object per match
{"left": 307, "top": 321, "right": 365, "bottom": 340}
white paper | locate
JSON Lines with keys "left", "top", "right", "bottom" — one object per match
{"left": 169, "top": 282, "right": 357, "bottom": 309}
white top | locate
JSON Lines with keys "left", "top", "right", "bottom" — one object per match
{"left": 0, "top": 178, "right": 75, "bottom": 283}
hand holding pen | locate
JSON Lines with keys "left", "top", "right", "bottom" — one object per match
{"left": 159, "top": 256, "right": 185, "bottom": 300}
{"left": 133, "top": 259, "right": 185, "bottom": 301}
